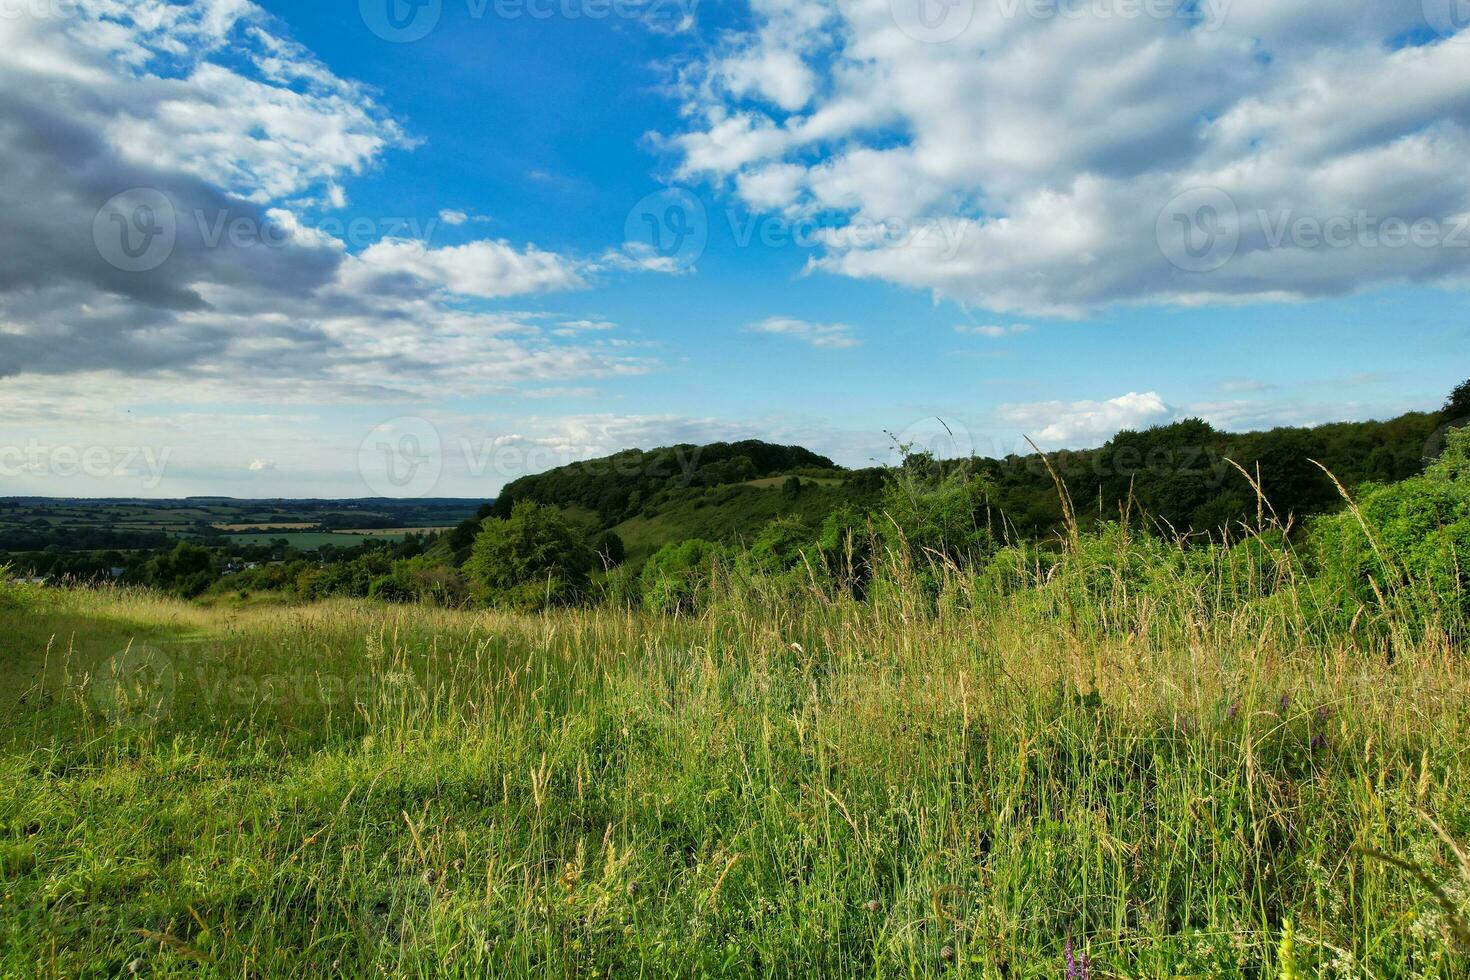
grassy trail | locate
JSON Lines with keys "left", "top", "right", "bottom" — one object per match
{"left": 1, "top": 584, "right": 1467, "bottom": 977}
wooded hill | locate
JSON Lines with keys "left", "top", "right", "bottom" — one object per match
{"left": 478, "top": 411, "right": 1444, "bottom": 564}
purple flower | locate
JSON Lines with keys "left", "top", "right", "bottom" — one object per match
{"left": 1226, "top": 700, "right": 1240, "bottom": 722}
{"left": 1316, "top": 705, "right": 1331, "bottom": 722}
{"left": 1066, "top": 935, "right": 1091, "bottom": 980}
{"left": 1279, "top": 693, "right": 1291, "bottom": 713}
{"left": 1311, "top": 732, "right": 1327, "bottom": 752}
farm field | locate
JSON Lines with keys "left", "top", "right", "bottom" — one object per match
{"left": 2, "top": 535, "right": 1466, "bottom": 977}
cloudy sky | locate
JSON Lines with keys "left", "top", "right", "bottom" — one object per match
{"left": 1, "top": 0, "right": 1467, "bottom": 497}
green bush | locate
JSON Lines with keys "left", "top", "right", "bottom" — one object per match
{"left": 465, "top": 501, "right": 592, "bottom": 611}
{"left": 639, "top": 539, "right": 719, "bottom": 614}
{"left": 1306, "top": 428, "right": 1470, "bottom": 634}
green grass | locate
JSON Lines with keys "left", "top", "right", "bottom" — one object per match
{"left": 1, "top": 543, "right": 1468, "bottom": 977}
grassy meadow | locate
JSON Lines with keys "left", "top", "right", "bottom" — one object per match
{"left": 2, "top": 526, "right": 1468, "bottom": 979}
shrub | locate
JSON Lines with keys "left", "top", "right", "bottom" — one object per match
{"left": 465, "top": 502, "right": 592, "bottom": 611}
{"left": 1307, "top": 428, "right": 1470, "bottom": 634}
{"left": 640, "top": 539, "right": 719, "bottom": 614}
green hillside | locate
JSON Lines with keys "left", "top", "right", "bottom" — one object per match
{"left": 609, "top": 477, "right": 876, "bottom": 562}
{"left": 481, "top": 412, "right": 1442, "bottom": 567}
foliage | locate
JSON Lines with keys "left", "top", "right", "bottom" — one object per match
{"left": 592, "top": 530, "right": 626, "bottom": 569}
{"left": 491, "top": 439, "right": 838, "bottom": 524}
{"left": 639, "top": 538, "right": 719, "bottom": 614}
{"left": 1306, "top": 427, "right": 1470, "bottom": 634}
{"left": 131, "top": 542, "right": 219, "bottom": 598}
{"left": 465, "top": 501, "right": 593, "bottom": 612}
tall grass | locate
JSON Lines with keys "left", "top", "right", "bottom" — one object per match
{"left": 1, "top": 524, "right": 1467, "bottom": 977}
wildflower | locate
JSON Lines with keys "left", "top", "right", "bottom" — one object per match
{"left": 1065, "top": 934, "right": 1091, "bottom": 980}
{"left": 1316, "top": 705, "right": 1331, "bottom": 722}
{"left": 939, "top": 944, "right": 955, "bottom": 963}
{"left": 1279, "top": 693, "right": 1291, "bottom": 713}
{"left": 1226, "top": 700, "right": 1240, "bottom": 722}
{"left": 1311, "top": 733, "right": 1327, "bottom": 752}
{"left": 865, "top": 900, "right": 880, "bottom": 913}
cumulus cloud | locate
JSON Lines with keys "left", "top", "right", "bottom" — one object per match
{"left": 0, "top": 1, "right": 646, "bottom": 402}
{"left": 746, "top": 316, "right": 861, "bottom": 348}
{"left": 669, "top": 0, "right": 1470, "bottom": 315}
{"left": 996, "top": 392, "right": 1177, "bottom": 447}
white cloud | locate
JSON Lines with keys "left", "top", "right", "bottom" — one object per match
{"left": 670, "top": 1, "right": 1470, "bottom": 315}
{"left": 996, "top": 392, "right": 1177, "bottom": 447}
{"left": 354, "top": 238, "right": 586, "bottom": 299}
{"left": 0, "top": 1, "right": 662, "bottom": 408}
{"left": 1219, "top": 378, "right": 1277, "bottom": 393}
{"left": 746, "top": 316, "right": 861, "bottom": 348}
{"left": 956, "top": 323, "right": 1032, "bottom": 338}
{"left": 248, "top": 458, "right": 276, "bottom": 471}
{"left": 439, "top": 209, "right": 469, "bottom": 226}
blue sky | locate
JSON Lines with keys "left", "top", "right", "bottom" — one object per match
{"left": 0, "top": 0, "right": 1466, "bottom": 496}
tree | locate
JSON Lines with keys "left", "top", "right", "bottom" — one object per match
{"left": 136, "top": 541, "right": 217, "bottom": 598}
{"left": 1443, "top": 378, "right": 1470, "bottom": 427}
{"left": 464, "top": 501, "right": 592, "bottom": 611}
{"left": 592, "top": 531, "right": 625, "bottom": 569}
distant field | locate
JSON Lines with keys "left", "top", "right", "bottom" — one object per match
{"left": 223, "top": 528, "right": 452, "bottom": 549}
{"left": 213, "top": 522, "right": 319, "bottom": 532}
{"left": 336, "top": 527, "right": 455, "bottom": 537}
{"left": 0, "top": 499, "right": 481, "bottom": 554}
{"left": 224, "top": 532, "right": 377, "bottom": 549}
